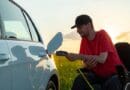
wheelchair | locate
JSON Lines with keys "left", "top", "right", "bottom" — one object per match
{"left": 115, "top": 42, "right": 130, "bottom": 90}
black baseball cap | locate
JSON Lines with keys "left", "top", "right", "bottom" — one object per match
{"left": 71, "top": 14, "right": 92, "bottom": 29}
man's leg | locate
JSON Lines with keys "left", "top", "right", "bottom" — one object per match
{"left": 71, "top": 71, "right": 101, "bottom": 90}
{"left": 71, "top": 74, "right": 91, "bottom": 90}
{"left": 103, "top": 75, "right": 122, "bottom": 90}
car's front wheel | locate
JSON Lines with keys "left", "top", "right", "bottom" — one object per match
{"left": 46, "top": 80, "right": 57, "bottom": 90}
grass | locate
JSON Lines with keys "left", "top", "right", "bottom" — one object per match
{"left": 53, "top": 54, "right": 83, "bottom": 90}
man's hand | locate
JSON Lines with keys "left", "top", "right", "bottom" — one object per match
{"left": 83, "top": 55, "right": 98, "bottom": 69}
{"left": 66, "top": 54, "right": 98, "bottom": 69}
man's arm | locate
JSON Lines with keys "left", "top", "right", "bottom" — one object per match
{"left": 95, "top": 52, "right": 108, "bottom": 63}
{"left": 65, "top": 52, "right": 108, "bottom": 63}
{"left": 64, "top": 52, "right": 108, "bottom": 69}
{"left": 65, "top": 53, "right": 83, "bottom": 61}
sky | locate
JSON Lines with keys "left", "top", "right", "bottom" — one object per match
{"left": 15, "top": 0, "right": 130, "bottom": 45}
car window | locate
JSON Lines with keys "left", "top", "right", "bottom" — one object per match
{"left": 0, "top": 30, "right": 1, "bottom": 39}
{"left": 4, "top": 21, "right": 31, "bottom": 40}
{"left": 0, "top": 26, "right": 1, "bottom": 39}
{"left": 0, "top": 15, "right": 3, "bottom": 39}
{"left": 23, "top": 12, "right": 39, "bottom": 42}
{"left": 0, "top": 0, "right": 31, "bottom": 41}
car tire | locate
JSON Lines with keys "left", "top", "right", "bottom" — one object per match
{"left": 46, "top": 80, "right": 57, "bottom": 90}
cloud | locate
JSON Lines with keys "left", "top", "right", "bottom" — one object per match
{"left": 116, "top": 32, "right": 130, "bottom": 43}
{"left": 58, "top": 31, "right": 81, "bottom": 53}
{"left": 63, "top": 31, "right": 81, "bottom": 40}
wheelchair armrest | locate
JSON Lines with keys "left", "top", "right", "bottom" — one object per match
{"left": 127, "top": 72, "right": 130, "bottom": 76}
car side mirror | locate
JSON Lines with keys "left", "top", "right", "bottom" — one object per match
{"left": 47, "top": 32, "right": 63, "bottom": 55}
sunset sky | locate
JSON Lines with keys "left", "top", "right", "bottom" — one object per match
{"left": 15, "top": 0, "right": 130, "bottom": 45}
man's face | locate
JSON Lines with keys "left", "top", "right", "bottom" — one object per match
{"left": 76, "top": 23, "right": 90, "bottom": 37}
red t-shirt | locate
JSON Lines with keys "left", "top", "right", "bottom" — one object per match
{"left": 80, "top": 30, "right": 123, "bottom": 78}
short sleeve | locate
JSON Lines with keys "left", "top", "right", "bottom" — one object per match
{"left": 100, "top": 30, "right": 114, "bottom": 53}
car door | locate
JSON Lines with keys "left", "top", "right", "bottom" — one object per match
{"left": 6, "top": 12, "right": 50, "bottom": 90}
{"left": 1, "top": 0, "right": 50, "bottom": 90}
{"left": 0, "top": 1, "right": 33, "bottom": 89}
{"left": 0, "top": 40, "right": 12, "bottom": 90}
{"left": 7, "top": 41, "right": 49, "bottom": 90}
{"left": 0, "top": 1, "right": 13, "bottom": 90}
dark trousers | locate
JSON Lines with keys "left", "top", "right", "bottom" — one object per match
{"left": 71, "top": 71, "right": 122, "bottom": 90}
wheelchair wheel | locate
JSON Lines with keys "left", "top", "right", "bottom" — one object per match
{"left": 125, "top": 82, "right": 130, "bottom": 90}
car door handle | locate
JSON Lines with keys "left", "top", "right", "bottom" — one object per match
{"left": 0, "top": 54, "right": 10, "bottom": 61}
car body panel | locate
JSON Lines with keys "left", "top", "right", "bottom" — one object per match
{"left": 6, "top": 40, "right": 52, "bottom": 90}
{"left": 0, "top": 40, "right": 11, "bottom": 90}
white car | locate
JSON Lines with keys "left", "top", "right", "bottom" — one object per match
{"left": 0, "top": 0, "right": 62, "bottom": 90}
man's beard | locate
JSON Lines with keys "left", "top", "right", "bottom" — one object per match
{"left": 80, "top": 33, "right": 88, "bottom": 38}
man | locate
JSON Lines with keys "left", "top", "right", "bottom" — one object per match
{"left": 65, "top": 14, "right": 123, "bottom": 90}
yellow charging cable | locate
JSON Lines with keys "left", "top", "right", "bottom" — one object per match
{"left": 78, "top": 69, "right": 94, "bottom": 90}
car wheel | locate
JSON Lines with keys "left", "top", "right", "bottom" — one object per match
{"left": 46, "top": 80, "right": 57, "bottom": 90}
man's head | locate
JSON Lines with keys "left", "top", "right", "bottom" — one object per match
{"left": 71, "top": 14, "right": 92, "bottom": 29}
{"left": 71, "top": 14, "right": 94, "bottom": 37}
